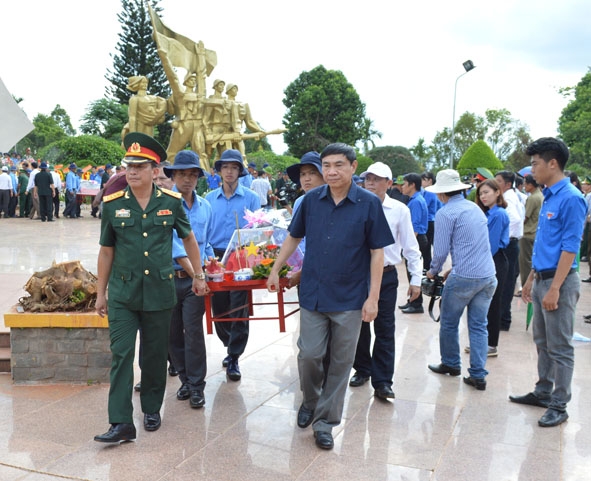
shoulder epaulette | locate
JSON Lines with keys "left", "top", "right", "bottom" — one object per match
{"left": 103, "top": 190, "right": 125, "bottom": 202}
{"left": 161, "top": 188, "right": 182, "bottom": 199}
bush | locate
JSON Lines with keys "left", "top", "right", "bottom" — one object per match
{"left": 456, "top": 140, "right": 503, "bottom": 177}
{"left": 39, "top": 135, "right": 125, "bottom": 167}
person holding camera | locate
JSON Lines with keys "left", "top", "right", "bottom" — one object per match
{"left": 425, "top": 170, "right": 497, "bottom": 391}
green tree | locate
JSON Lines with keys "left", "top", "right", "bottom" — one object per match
{"left": 20, "top": 105, "right": 76, "bottom": 153}
{"left": 367, "top": 146, "right": 420, "bottom": 177}
{"left": 558, "top": 69, "right": 591, "bottom": 167}
{"left": 505, "top": 126, "right": 533, "bottom": 172}
{"left": 80, "top": 98, "right": 129, "bottom": 144}
{"left": 105, "top": 0, "right": 171, "bottom": 146}
{"left": 39, "top": 135, "right": 125, "bottom": 167}
{"left": 358, "top": 117, "right": 382, "bottom": 154}
{"left": 456, "top": 140, "right": 503, "bottom": 177}
{"left": 410, "top": 137, "right": 430, "bottom": 170}
{"left": 246, "top": 150, "right": 299, "bottom": 175}
{"left": 282, "top": 65, "right": 368, "bottom": 158}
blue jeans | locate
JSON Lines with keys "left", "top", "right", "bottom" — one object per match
{"left": 439, "top": 274, "right": 497, "bottom": 379}
{"left": 532, "top": 272, "right": 579, "bottom": 411}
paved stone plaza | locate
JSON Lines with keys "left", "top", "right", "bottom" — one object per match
{"left": 1, "top": 207, "right": 590, "bottom": 480}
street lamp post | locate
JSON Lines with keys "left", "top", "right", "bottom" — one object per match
{"left": 450, "top": 60, "right": 476, "bottom": 168}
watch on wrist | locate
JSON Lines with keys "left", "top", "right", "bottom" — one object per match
{"left": 194, "top": 272, "right": 206, "bottom": 280}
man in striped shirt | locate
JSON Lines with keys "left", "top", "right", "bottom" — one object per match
{"left": 425, "top": 170, "right": 497, "bottom": 391}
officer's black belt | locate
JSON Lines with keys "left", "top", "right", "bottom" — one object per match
{"left": 175, "top": 270, "right": 191, "bottom": 279}
{"left": 534, "top": 268, "right": 576, "bottom": 281}
{"left": 383, "top": 265, "right": 397, "bottom": 273}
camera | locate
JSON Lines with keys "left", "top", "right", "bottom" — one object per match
{"left": 277, "top": 181, "right": 299, "bottom": 206}
{"left": 421, "top": 275, "right": 444, "bottom": 298}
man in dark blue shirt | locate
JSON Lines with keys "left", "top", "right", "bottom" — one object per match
{"left": 511, "top": 137, "right": 586, "bottom": 428}
{"left": 267, "top": 143, "right": 394, "bottom": 450}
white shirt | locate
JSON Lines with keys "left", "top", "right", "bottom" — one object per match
{"left": 0, "top": 172, "right": 12, "bottom": 190}
{"left": 250, "top": 177, "right": 271, "bottom": 206}
{"left": 50, "top": 171, "right": 62, "bottom": 192}
{"left": 382, "top": 195, "right": 423, "bottom": 286}
{"left": 504, "top": 188, "right": 525, "bottom": 239}
{"left": 26, "top": 168, "right": 39, "bottom": 192}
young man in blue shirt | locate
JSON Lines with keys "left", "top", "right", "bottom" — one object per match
{"left": 267, "top": 143, "right": 394, "bottom": 450}
{"left": 165, "top": 151, "right": 214, "bottom": 410}
{"left": 205, "top": 149, "right": 260, "bottom": 381}
{"left": 511, "top": 137, "right": 586, "bottom": 428}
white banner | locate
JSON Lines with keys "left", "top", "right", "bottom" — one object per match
{"left": 0, "top": 77, "right": 34, "bottom": 152}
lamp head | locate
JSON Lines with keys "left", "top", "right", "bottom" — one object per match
{"left": 463, "top": 60, "right": 475, "bottom": 72}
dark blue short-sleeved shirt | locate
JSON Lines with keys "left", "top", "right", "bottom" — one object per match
{"left": 289, "top": 182, "right": 394, "bottom": 312}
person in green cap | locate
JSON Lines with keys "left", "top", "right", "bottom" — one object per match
{"left": 94, "top": 132, "right": 209, "bottom": 444}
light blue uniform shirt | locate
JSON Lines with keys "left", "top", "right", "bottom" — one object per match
{"left": 205, "top": 184, "right": 261, "bottom": 250}
{"left": 172, "top": 187, "right": 214, "bottom": 267}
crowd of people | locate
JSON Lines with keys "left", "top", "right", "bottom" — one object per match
{"left": 6, "top": 135, "right": 585, "bottom": 449}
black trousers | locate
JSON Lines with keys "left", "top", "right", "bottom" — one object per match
{"left": 407, "top": 233, "right": 429, "bottom": 307}
{"left": 353, "top": 268, "right": 398, "bottom": 387}
{"left": 500, "top": 238, "right": 519, "bottom": 329}
{"left": 38, "top": 194, "right": 53, "bottom": 221}
{"left": 488, "top": 249, "right": 508, "bottom": 347}
{"left": 211, "top": 248, "right": 249, "bottom": 358}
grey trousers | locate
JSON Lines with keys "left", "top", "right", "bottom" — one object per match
{"left": 532, "top": 271, "right": 579, "bottom": 411}
{"left": 297, "top": 307, "right": 362, "bottom": 433}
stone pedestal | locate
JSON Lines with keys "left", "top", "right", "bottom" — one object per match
{"left": 3, "top": 307, "right": 111, "bottom": 384}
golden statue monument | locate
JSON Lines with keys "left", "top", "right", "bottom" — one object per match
{"left": 120, "top": 75, "right": 167, "bottom": 143}
{"left": 144, "top": 5, "right": 284, "bottom": 168}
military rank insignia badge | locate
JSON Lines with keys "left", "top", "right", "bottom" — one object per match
{"left": 157, "top": 209, "right": 173, "bottom": 216}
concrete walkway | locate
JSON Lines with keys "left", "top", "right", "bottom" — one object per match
{"left": 1, "top": 208, "right": 590, "bottom": 480}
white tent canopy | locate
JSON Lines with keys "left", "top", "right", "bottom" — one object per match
{"left": 0, "top": 77, "right": 34, "bottom": 152}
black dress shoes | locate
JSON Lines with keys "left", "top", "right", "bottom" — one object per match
{"left": 94, "top": 423, "right": 136, "bottom": 443}
{"left": 297, "top": 404, "right": 314, "bottom": 428}
{"left": 398, "top": 302, "right": 410, "bottom": 310}
{"left": 581, "top": 276, "right": 591, "bottom": 283}
{"left": 509, "top": 392, "right": 550, "bottom": 408}
{"left": 144, "top": 412, "right": 161, "bottom": 431}
{"left": 538, "top": 408, "right": 568, "bottom": 427}
{"left": 463, "top": 376, "right": 486, "bottom": 391}
{"left": 227, "top": 357, "right": 241, "bottom": 381}
{"left": 314, "top": 431, "right": 334, "bottom": 450}
{"left": 401, "top": 305, "right": 424, "bottom": 314}
{"left": 177, "top": 383, "right": 190, "bottom": 400}
{"left": 428, "top": 363, "right": 461, "bottom": 376}
{"left": 374, "top": 384, "right": 395, "bottom": 400}
{"left": 349, "top": 372, "right": 370, "bottom": 387}
{"left": 168, "top": 364, "right": 179, "bottom": 376}
{"left": 222, "top": 355, "right": 232, "bottom": 367}
{"left": 190, "top": 390, "right": 205, "bottom": 409}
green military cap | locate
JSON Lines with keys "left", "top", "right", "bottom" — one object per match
{"left": 123, "top": 132, "right": 167, "bottom": 164}
{"left": 476, "top": 167, "right": 494, "bottom": 179}
{"left": 395, "top": 175, "right": 404, "bottom": 185}
{"left": 581, "top": 176, "right": 591, "bottom": 185}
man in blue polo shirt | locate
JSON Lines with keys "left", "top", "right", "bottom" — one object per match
{"left": 400, "top": 172, "right": 429, "bottom": 314}
{"left": 165, "top": 151, "right": 214, "bottom": 410}
{"left": 205, "top": 150, "right": 260, "bottom": 381}
{"left": 267, "top": 143, "right": 393, "bottom": 450}
{"left": 511, "top": 137, "right": 586, "bottom": 428}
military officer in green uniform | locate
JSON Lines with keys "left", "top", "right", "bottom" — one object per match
{"left": 94, "top": 133, "right": 209, "bottom": 444}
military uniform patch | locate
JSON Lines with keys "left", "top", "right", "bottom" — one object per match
{"left": 157, "top": 209, "right": 173, "bottom": 216}
{"left": 115, "top": 209, "right": 131, "bottom": 218}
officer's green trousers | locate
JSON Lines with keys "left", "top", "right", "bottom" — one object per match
{"left": 107, "top": 307, "right": 172, "bottom": 424}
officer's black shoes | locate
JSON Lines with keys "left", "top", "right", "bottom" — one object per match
{"left": 94, "top": 423, "right": 136, "bottom": 443}
{"left": 144, "top": 412, "right": 161, "bottom": 431}
{"left": 190, "top": 390, "right": 205, "bottom": 409}
{"left": 226, "top": 357, "right": 241, "bottom": 381}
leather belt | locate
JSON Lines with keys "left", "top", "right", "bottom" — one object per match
{"left": 383, "top": 265, "right": 397, "bottom": 273}
{"left": 174, "top": 270, "right": 190, "bottom": 279}
{"left": 509, "top": 237, "right": 519, "bottom": 242}
{"left": 534, "top": 268, "right": 576, "bottom": 281}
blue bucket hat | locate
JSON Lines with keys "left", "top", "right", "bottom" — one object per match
{"left": 40, "top": 162, "right": 48, "bottom": 169}
{"left": 69, "top": 163, "right": 77, "bottom": 171}
{"left": 214, "top": 149, "right": 247, "bottom": 177}
{"left": 163, "top": 150, "right": 204, "bottom": 178}
{"left": 286, "top": 151, "right": 322, "bottom": 185}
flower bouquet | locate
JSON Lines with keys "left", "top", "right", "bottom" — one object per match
{"left": 251, "top": 244, "right": 291, "bottom": 279}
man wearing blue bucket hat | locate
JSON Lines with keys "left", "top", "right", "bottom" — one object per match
{"left": 205, "top": 149, "right": 260, "bottom": 381}
{"left": 164, "top": 150, "right": 214, "bottom": 409}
